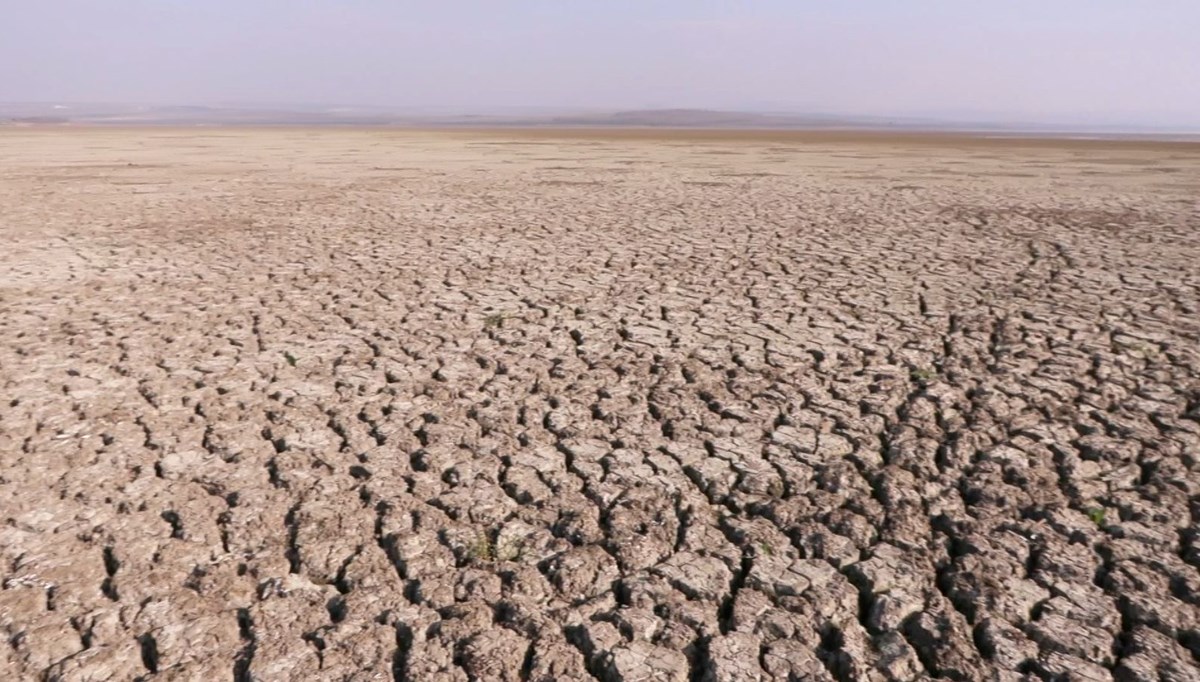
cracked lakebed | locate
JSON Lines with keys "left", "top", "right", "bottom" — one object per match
{"left": 1, "top": 129, "right": 1199, "bottom": 681}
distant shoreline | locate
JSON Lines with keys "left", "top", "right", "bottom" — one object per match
{"left": 6, "top": 122, "right": 1199, "bottom": 149}
{"left": 3, "top": 105, "right": 1196, "bottom": 140}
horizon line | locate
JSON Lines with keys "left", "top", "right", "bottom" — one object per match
{"left": 3, "top": 101, "right": 1199, "bottom": 131}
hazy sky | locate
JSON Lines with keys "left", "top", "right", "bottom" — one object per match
{"left": 3, "top": 1, "right": 1198, "bottom": 124}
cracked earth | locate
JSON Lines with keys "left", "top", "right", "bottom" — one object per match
{"left": 2, "top": 128, "right": 1200, "bottom": 681}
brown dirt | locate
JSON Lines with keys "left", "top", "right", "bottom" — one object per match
{"left": 2, "top": 128, "right": 1199, "bottom": 681}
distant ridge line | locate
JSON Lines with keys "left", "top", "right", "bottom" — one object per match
{"left": 2, "top": 104, "right": 1198, "bottom": 136}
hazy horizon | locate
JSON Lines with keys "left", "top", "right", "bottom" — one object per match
{"left": 3, "top": 1, "right": 1199, "bottom": 128}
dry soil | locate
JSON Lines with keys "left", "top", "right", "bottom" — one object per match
{"left": 2, "top": 128, "right": 1200, "bottom": 681}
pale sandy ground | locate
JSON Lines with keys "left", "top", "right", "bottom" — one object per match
{"left": 1, "top": 128, "right": 1199, "bottom": 681}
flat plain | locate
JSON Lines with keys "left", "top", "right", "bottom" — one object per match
{"left": 1, "top": 128, "right": 1199, "bottom": 681}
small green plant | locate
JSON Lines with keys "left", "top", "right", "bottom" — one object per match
{"left": 483, "top": 313, "right": 505, "bottom": 330}
{"left": 910, "top": 368, "right": 936, "bottom": 383}
{"left": 758, "top": 541, "right": 774, "bottom": 557}
{"left": 1131, "top": 343, "right": 1159, "bottom": 359}
{"left": 469, "top": 534, "right": 496, "bottom": 562}
{"left": 1086, "top": 507, "right": 1106, "bottom": 527}
{"left": 283, "top": 351, "right": 298, "bottom": 367}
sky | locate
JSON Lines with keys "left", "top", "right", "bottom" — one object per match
{"left": 2, "top": 0, "right": 1198, "bottom": 126}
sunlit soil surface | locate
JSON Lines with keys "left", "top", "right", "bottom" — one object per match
{"left": 2, "top": 127, "right": 1199, "bottom": 680}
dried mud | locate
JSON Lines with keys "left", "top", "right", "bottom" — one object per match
{"left": 2, "top": 129, "right": 1199, "bottom": 681}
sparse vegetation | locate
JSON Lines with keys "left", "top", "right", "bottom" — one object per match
{"left": 483, "top": 313, "right": 506, "bottom": 329}
{"left": 1087, "top": 507, "right": 1107, "bottom": 527}
{"left": 910, "top": 368, "right": 937, "bottom": 383}
{"left": 283, "top": 351, "right": 298, "bottom": 367}
{"left": 1130, "top": 342, "right": 1160, "bottom": 359}
{"left": 466, "top": 532, "right": 523, "bottom": 563}
{"left": 468, "top": 533, "right": 496, "bottom": 562}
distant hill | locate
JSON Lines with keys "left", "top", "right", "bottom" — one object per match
{"left": 545, "top": 109, "right": 874, "bottom": 128}
{"left": 2, "top": 103, "right": 1197, "bottom": 135}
